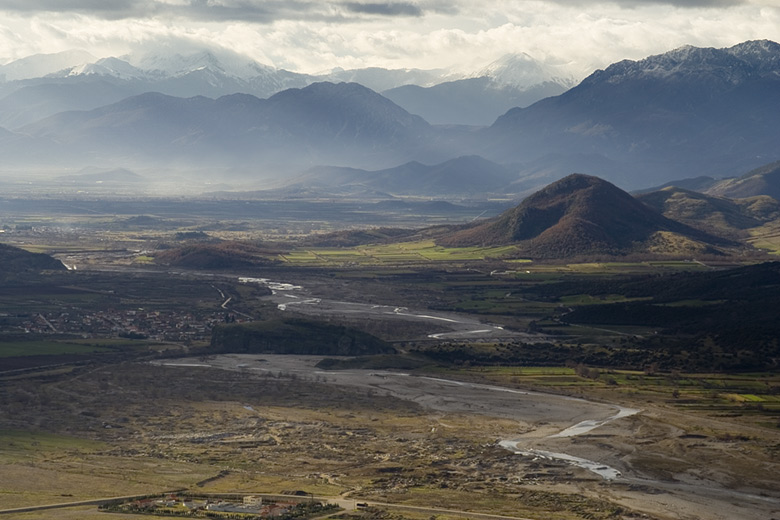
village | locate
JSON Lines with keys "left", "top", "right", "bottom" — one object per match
{"left": 8, "top": 307, "right": 242, "bottom": 343}
{"left": 99, "top": 493, "right": 338, "bottom": 519}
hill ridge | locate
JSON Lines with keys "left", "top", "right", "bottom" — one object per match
{"left": 437, "top": 174, "right": 731, "bottom": 258}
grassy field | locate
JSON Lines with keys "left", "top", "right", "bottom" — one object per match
{"left": 435, "top": 365, "right": 780, "bottom": 423}
{"left": 0, "top": 341, "right": 113, "bottom": 358}
{"left": 747, "top": 222, "right": 780, "bottom": 254}
{"left": 0, "top": 338, "right": 159, "bottom": 358}
{"left": 281, "top": 240, "right": 524, "bottom": 266}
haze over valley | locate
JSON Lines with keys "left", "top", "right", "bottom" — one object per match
{"left": 1, "top": 3, "right": 780, "bottom": 520}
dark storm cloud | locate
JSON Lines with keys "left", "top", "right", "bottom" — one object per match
{"left": 344, "top": 2, "right": 423, "bottom": 16}
{"left": 0, "top": 0, "right": 438, "bottom": 22}
{"left": 0, "top": 0, "right": 154, "bottom": 18}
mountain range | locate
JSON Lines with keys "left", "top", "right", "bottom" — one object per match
{"left": 382, "top": 53, "right": 574, "bottom": 125}
{"left": 12, "top": 83, "right": 436, "bottom": 170}
{"left": 482, "top": 39, "right": 780, "bottom": 187}
{"left": 0, "top": 40, "right": 778, "bottom": 192}
{"left": 286, "top": 156, "right": 518, "bottom": 197}
{"left": 0, "top": 48, "right": 569, "bottom": 128}
{"left": 638, "top": 161, "right": 780, "bottom": 200}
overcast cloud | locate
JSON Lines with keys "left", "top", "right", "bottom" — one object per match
{"left": 0, "top": 0, "right": 777, "bottom": 78}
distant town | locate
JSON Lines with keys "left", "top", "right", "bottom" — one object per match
{"left": 100, "top": 493, "right": 338, "bottom": 519}
{"left": 8, "top": 308, "right": 241, "bottom": 343}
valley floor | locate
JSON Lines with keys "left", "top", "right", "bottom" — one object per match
{"left": 2, "top": 352, "right": 778, "bottom": 520}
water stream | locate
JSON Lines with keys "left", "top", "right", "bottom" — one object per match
{"left": 500, "top": 406, "right": 639, "bottom": 480}
{"left": 236, "top": 275, "right": 639, "bottom": 480}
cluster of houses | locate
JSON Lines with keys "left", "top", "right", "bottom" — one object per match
{"left": 107, "top": 494, "right": 308, "bottom": 517}
{"left": 13, "top": 308, "right": 244, "bottom": 342}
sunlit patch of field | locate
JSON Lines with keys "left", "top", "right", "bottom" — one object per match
{"left": 280, "top": 241, "right": 525, "bottom": 266}
{"left": 748, "top": 222, "right": 780, "bottom": 254}
{"left": 0, "top": 430, "right": 218, "bottom": 510}
{"left": 279, "top": 251, "right": 321, "bottom": 263}
{"left": 0, "top": 430, "right": 210, "bottom": 509}
{"left": 6, "top": 506, "right": 177, "bottom": 520}
{"left": 437, "top": 366, "right": 780, "bottom": 421}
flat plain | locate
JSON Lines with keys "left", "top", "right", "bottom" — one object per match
{"left": 0, "top": 200, "right": 778, "bottom": 520}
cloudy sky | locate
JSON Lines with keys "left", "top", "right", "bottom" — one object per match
{"left": 0, "top": 0, "right": 778, "bottom": 78}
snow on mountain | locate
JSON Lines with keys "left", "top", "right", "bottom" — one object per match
{"left": 0, "top": 50, "right": 97, "bottom": 81}
{"left": 591, "top": 40, "right": 780, "bottom": 85}
{"left": 486, "top": 40, "right": 780, "bottom": 188}
{"left": 321, "top": 67, "right": 452, "bottom": 92}
{"left": 126, "top": 49, "right": 275, "bottom": 81}
{"left": 0, "top": 47, "right": 577, "bottom": 99}
{"left": 725, "top": 39, "right": 780, "bottom": 73}
{"left": 477, "top": 53, "right": 576, "bottom": 89}
{"left": 66, "top": 57, "right": 147, "bottom": 80}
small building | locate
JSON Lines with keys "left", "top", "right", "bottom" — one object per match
{"left": 243, "top": 495, "right": 263, "bottom": 507}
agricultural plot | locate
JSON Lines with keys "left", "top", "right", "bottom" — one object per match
{"left": 281, "top": 241, "right": 524, "bottom": 266}
{"left": 0, "top": 340, "right": 115, "bottom": 358}
{"left": 435, "top": 366, "right": 780, "bottom": 419}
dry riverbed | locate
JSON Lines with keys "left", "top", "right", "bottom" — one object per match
{"left": 154, "top": 354, "right": 780, "bottom": 520}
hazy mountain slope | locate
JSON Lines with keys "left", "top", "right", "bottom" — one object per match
{"left": 323, "top": 67, "right": 446, "bottom": 92}
{"left": 0, "top": 50, "right": 96, "bottom": 81}
{"left": 383, "top": 77, "right": 567, "bottom": 126}
{"left": 0, "top": 52, "right": 312, "bottom": 127}
{"left": 0, "top": 79, "right": 139, "bottom": 128}
{"left": 292, "top": 155, "right": 517, "bottom": 196}
{"left": 2, "top": 41, "right": 778, "bottom": 185}
{"left": 638, "top": 187, "right": 780, "bottom": 237}
{"left": 0, "top": 48, "right": 567, "bottom": 133}
{"left": 482, "top": 40, "right": 780, "bottom": 188}
{"left": 261, "top": 82, "right": 430, "bottom": 149}
{"left": 705, "top": 160, "right": 780, "bottom": 199}
{"left": 633, "top": 176, "right": 724, "bottom": 195}
{"left": 14, "top": 82, "right": 437, "bottom": 169}
{"left": 383, "top": 53, "right": 573, "bottom": 125}
{"left": 438, "top": 174, "right": 730, "bottom": 258}
{"left": 56, "top": 168, "right": 145, "bottom": 185}
{"left": 0, "top": 51, "right": 442, "bottom": 127}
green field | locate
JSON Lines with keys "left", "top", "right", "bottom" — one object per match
{"left": 0, "top": 338, "right": 156, "bottom": 358}
{"left": 438, "top": 365, "right": 780, "bottom": 418}
{"left": 281, "top": 240, "right": 525, "bottom": 265}
{"left": 0, "top": 341, "right": 112, "bottom": 358}
{"left": 0, "top": 429, "right": 106, "bottom": 457}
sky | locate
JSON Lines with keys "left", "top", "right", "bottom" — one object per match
{"left": 0, "top": 0, "right": 778, "bottom": 78}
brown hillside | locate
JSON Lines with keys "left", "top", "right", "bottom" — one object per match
{"left": 638, "top": 187, "right": 780, "bottom": 238}
{"left": 437, "top": 174, "right": 729, "bottom": 258}
{"left": 155, "top": 242, "right": 279, "bottom": 270}
{"left": 0, "top": 243, "right": 66, "bottom": 274}
{"left": 705, "top": 160, "right": 780, "bottom": 199}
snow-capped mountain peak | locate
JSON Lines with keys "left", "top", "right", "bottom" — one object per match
{"left": 476, "top": 53, "right": 576, "bottom": 89}
{"left": 726, "top": 39, "right": 780, "bottom": 72}
{"left": 592, "top": 40, "right": 780, "bottom": 85}
{"left": 66, "top": 57, "right": 147, "bottom": 80}
{"left": 126, "top": 49, "right": 274, "bottom": 81}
